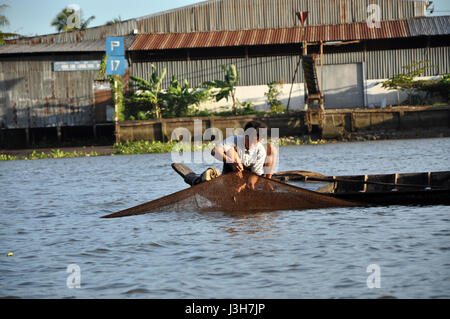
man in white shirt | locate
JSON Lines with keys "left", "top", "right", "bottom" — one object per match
{"left": 211, "top": 121, "right": 268, "bottom": 177}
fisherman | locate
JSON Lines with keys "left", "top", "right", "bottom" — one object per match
{"left": 181, "top": 121, "right": 277, "bottom": 186}
{"left": 211, "top": 121, "right": 277, "bottom": 178}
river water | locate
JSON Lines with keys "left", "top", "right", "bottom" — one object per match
{"left": 0, "top": 138, "right": 449, "bottom": 298}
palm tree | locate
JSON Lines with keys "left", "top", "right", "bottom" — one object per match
{"left": 0, "top": 4, "right": 9, "bottom": 27}
{"left": 0, "top": 4, "right": 20, "bottom": 45}
{"left": 106, "top": 16, "right": 122, "bottom": 25}
{"left": 51, "top": 8, "right": 95, "bottom": 33}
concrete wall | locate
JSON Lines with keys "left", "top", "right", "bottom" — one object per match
{"left": 119, "top": 113, "right": 306, "bottom": 143}
{"left": 365, "top": 76, "right": 443, "bottom": 108}
{"left": 322, "top": 106, "right": 450, "bottom": 138}
{"left": 118, "top": 106, "right": 450, "bottom": 143}
{"left": 190, "top": 74, "right": 446, "bottom": 114}
{"left": 195, "top": 83, "right": 305, "bottom": 113}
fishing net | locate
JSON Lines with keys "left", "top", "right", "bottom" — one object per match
{"left": 102, "top": 171, "right": 356, "bottom": 218}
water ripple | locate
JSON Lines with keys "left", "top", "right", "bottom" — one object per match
{"left": 0, "top": 138, "right": 449, "bottom": 298}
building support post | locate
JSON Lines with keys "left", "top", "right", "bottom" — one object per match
{"left": 56, "top": 126, "right": 62, "bottom": 143}
{"left": 25, "top": 128, "right": 30, "bottom": 147}
{"left": 303, "top": 41, "right": 308, "bottom": 110}
{"left": 114, "top": 75, "right": 120, "bottom": 144}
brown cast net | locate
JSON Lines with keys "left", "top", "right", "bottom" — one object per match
{"left": 102, "top": 171, "right": 357, "bottom": 218}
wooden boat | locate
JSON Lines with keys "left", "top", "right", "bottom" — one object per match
{"left": 273, "top": 170, "right": 450, "bottom": 206}
{"left": 103, "top": 165, "right": 450, "bottom": 218}
{"left": 173, "top": 163, "right": 450, "bottom": 207}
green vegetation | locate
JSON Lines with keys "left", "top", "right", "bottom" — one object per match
{"left": 105, "top": 16, "right": 122, "bottom": 25}
{"left": 24, "top": 150, "right": 99, "bottom": 160}
{"left": 128, "top": 65, "right": 167, "bottom": 119}
{"left": 0, "top": 154, "right": 18, "bottom": 161}
{"left": 265, "top": 81, "right": 286, "bottom": 114}
{"left": 203, "top": 64, "right": 241, "bottom": 115}
{"left": 0, "top": 137, "right": 328, "bottom": 162}
{"left": 126, "top": 74, "right": 212, "bottom": 120}
{"left": 189, "top": 104, "right": 265, "bottom": 117}
{"left": 382, "top": 60, "right": 450, "bottom": 105}
{"left": 108, "top": 64, "right": 289, "bottom": 121}
{"left": 0, "top": 150, "right": 99, "bottom": 161}
{"left": 0, "top": 5, "right": 20, "bottom": 45}
{"left": 163, "top": 76, "right": 212, "bottom": 117}
{"left": 112, "top": 140, "right": 216, "bottom": 155}
{"left": 277, "top": 137, "right": 326, "bottom": 146}
{"left": 98, "top": 55, "right": 125, "bottom": 121}
{"left": 112, "top": 140, "right": 177, "bottom": 155}
{"left": 51, "top": 7, "right": 95, "bottom": 32}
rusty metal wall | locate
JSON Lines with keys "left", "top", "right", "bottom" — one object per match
{"left": 0, "top": 55, "right": 101, "bottom": 129}
{"left": 129, "top": 19, "right": 411, "bottom": 51}
{"left": 137, "top": 0, "right": 428, "bottom": 34}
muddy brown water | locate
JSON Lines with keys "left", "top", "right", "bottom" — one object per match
{"left": 0, "top": 138, "right": 449, "bottom": 298}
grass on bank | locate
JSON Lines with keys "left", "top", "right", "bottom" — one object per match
{"left": 0, "top": 149, "right": 100, "bottom": 161}
{"left": 0, "top": 137, "right": 325, "bottom": 161}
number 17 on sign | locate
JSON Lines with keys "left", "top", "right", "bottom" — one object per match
{"left": 106, "top": 56, "right": 126, "bottom": 76}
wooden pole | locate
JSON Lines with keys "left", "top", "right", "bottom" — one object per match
{"left": 114, "top": 75, "right": 120, "bottom": 144}
{"left": 303, "top": 41, "right": 308, "bottom": 110}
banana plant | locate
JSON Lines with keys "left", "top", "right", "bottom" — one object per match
{"left": 164, "top": 76, "right": 211, "bottom": 117}
{"left": 203, "top": 64, "right": 240, "bottom": 114}
{"left": 130, "top": 64, "right": 167, "bottom": 118}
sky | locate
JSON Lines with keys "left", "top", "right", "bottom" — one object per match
{"left": 1, "top": 0, "right": 450, "bottom": 37}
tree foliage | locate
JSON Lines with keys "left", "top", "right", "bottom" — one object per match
{"left": 0, "top": 5, "right": 20, "bottom": 45}
{"left": 382, "top": 61, "right": 449, "bottom": 105}
{"left": 265, "top": 81, "right": 285, "bottom": 113}
{"left": 51, "top": 7, "right": 95, "bottom": 33}
{"left": 162, "top": 76, "right": 211, "bottom": 117}
{"left": 203, "top": 64, "right": 240, "bottom": 114}
{"left": 106, "top": 16, "right": 122, "bottom": 25}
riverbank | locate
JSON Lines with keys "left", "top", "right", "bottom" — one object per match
{"left": 1, "top": 127, "right": 450, "bottom": 161}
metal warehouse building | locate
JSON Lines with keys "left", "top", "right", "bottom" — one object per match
{"left": 0, "top": 0, "right": 449, "bottom": 146}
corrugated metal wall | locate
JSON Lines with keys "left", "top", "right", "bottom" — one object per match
{"left": 0, "top": 56, "right": 100, "bottom": 129}
{"left": 132, "top": 55, "right": 305, "bottom": 87}
{"left": 137, "top": 0, "right": 427, "bottom": 33}
{"left": 5, "top": 0, "right": 428, "bottom": 47}
{"left": 130, "top": 46, "right": 449, "bottom": 88}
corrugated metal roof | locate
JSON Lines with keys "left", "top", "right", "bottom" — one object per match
{"left": 1, "top": 16, "right": 447, "bottom": 55}
{"left": 5, "top": 20, "right": 138, "bottom": 45}
{"left": 130, "top": 20, "right": 411, "bottom": 51}
{"left": 0, "top": 36, "right": 136, "bottom": 55}
{"left": 2, "top": 0, "right": 429, "bottom": 47}
{"left": 407, "top": 15, "right": 450, "bottom": 37}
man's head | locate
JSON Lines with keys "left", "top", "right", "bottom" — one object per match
{"left": 244, "top": 121, "right": 267, "bottom": 147}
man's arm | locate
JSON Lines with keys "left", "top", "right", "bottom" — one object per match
{"left": 211, "top": 145, "right": 243, "bottom": 171}
{"left": 263, "top": 144, "right": 278, "bottom": 179}
{"left": 251, "top": 144, "right": 267, "bottom": 176}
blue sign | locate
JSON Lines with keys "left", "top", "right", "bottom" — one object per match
{"left": 106, "top": 37, "right": 124, "bottom": 56}
{"left": 106, "top": 56, "right": 126, "bottom": 75}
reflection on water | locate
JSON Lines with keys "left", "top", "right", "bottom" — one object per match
{"left": 0, "top": 138, "right": 449, "bottom": 298}
{"left": 220, "top": 212, "right": 282, "bottom": 235}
